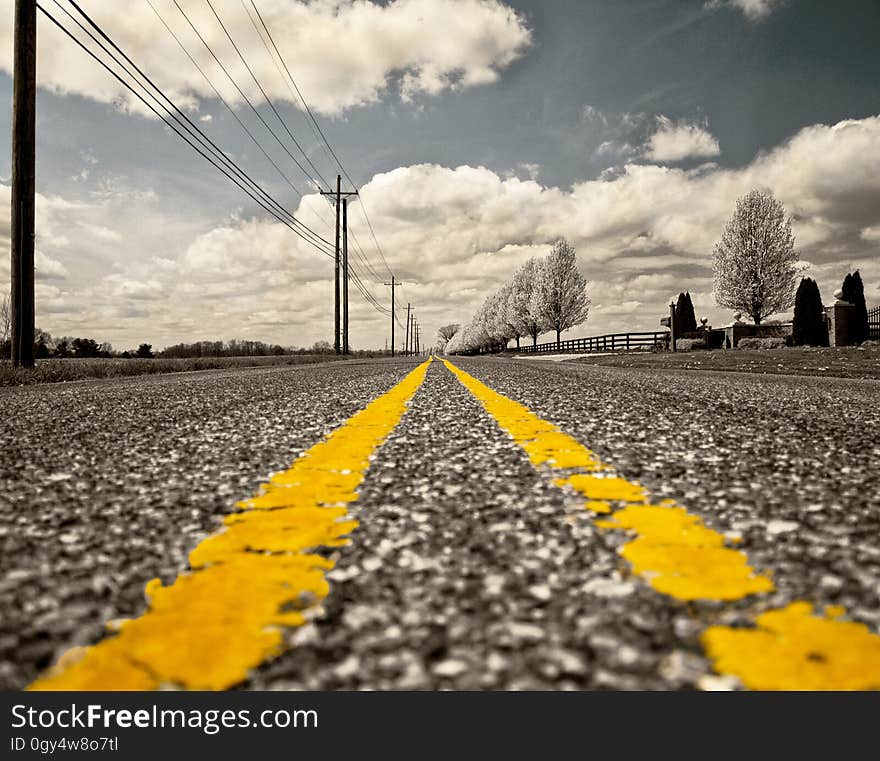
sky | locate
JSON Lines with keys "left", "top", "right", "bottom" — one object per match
{"left": 1, "top": 0, "right": 879, "bottom": 351}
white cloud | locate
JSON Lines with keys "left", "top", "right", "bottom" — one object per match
{"left": 78, "top": 223, "right": 123, "bottom": 243}
{"left": 3, "top": 115, "right": 880, "bottom": 349}
{"left": 642, "top": 116, "right": 721, "bottom": 163}
{"left": 35, "top": 251, "right": 69, "bottom": 281}
{"left": 705, "top": 0, "right": 785, "bottom": 22}
{"left": 0, "top": 0, "right": 530, "bottom": 117}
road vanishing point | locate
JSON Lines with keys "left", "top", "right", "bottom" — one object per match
{"left": 2, "top": 357, "right": 880, "bottom": 691}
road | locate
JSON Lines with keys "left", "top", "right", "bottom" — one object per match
{"left": 1, "top": 357, "right": 879, "bottom": 690}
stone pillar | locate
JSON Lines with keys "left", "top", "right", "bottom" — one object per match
{"left": 723, "top": 312, "right": 748, "bottom": 348}
{"left": 826, "top": 290, "right": 854, "bottom": 347}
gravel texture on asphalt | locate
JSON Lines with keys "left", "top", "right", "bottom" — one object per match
{"left": 3, "top": 356, "right": 878, "bottom": 691}
{"left": 0, "top": 360, "right": 418, "bottom": 689}
{"left": 247, "top": 360, "right": 702, "bottom": 690}
{"left": 452, "top": 358, "right": 880, "bottom": 644}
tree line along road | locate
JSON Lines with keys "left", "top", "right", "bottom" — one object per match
{"left": 1, "top": 356, "right": 878, "bottom": 690}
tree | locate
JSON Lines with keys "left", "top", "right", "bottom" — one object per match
{"left": 311, "top": 340, "right": 332, "bottom": 354}
{"left": 675, "top": 291, "right": 697, "bottom": 334}
{"left": 712, "top": 189, "right": 798, "bottom": 324}
{"left": 791, "top": 278, "right": 828, "bottom": 346}
{"left": 136, "top": 343, "right": 154, "bottom": 359}
{"left": 841, "top": 270, "right": 868, "bottom": 344}
{"left": 0, "top": 293, "right": 10, "bottom": 344}
{"left": 483, "top": 288, "right": 518, "bottom": 351}
{"left": 531, "top": 240, "right": 591, "bottom": 347}
{"left": 55, "top": 338, "right": 71, "bottom": 358}
{"left": 35, "top": 336, "right": 51, "bottom": 358}
{"left": 73, "top": 337, "right": 100, "bottom": 358}
{"left": 0, "top": 293, "right": 10, "bottom": 360}
{"left": 437, "top": 324, "right": 460, "bottom": 352}
{"left": 509, "top": 258, "right": 546, "bottom": 347}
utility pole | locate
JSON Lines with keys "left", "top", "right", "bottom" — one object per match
{"left": 383, "top": 275, "right": 396, "bottom": 357}
{"left": 11, "top": 0, "right": 36, "bottom": 369}
{"left": 405, "top": 303, "right": 412, "bottom": 356}
{"left": 415, "top": 323, "right": 420, "bottom": 356}
{"left": 320, "top": 175, "right": 357, "bottom": 355}
{"left": 342, "top": 197, "right": 349, "bottom": 355}
{"left": 332, "top": 175, "right": 340, "bottom": 354}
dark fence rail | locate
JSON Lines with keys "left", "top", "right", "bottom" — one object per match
{"left": 869, "top": 305, "right": 880, "bottom": 341}
{"left": 510, "top": 331, "right": 669, "bottom": 355}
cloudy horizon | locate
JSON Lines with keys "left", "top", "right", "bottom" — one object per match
{"left": 1, "top": 0, "right": 878, "bottom": 352}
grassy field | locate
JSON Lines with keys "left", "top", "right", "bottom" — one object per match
{"left": 0, "top": 354, "right": 354, "bottom": 387}
{"left": 563, "top": 345, "right": 880, "bottom": 380}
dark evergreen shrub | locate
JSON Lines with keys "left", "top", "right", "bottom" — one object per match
{"left": 842, "top": 270, "right": 868, "bottom": 343}
{"left": 792, "top": 277, "right": 828, "bottom": 346}
{"left": 674, "top": 291, "right": 697, "bottom": 335}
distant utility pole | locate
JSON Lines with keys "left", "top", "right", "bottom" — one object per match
{"left": 11, "top": 0, "right": 36, "bottom": 369}
{"left": 415, "top": 323, "right": 420, "bottom": 356}
{"left": 405, "top": 303, "right": 412, "bottom": 356}
{"left": 320, "top": 175, "right": 357, "bottom": 355}
{"left": 383, "top": 275, "right": 396, "bottom": 357}
{"left": 342, "top": 197, "right": 349, "bottom": 355}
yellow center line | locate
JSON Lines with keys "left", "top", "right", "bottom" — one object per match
{"left": 443, "top": 359, "right": 880, "bottom": 690}
{"left": 30, "top": 359, "right": 433, "bottom": 691}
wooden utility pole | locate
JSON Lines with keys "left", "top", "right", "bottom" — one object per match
{"left": 11, "top": 0, "right": 36, "bottom": 369}
{"left": 332, "top": 175, "right": 340, "bottom": 354}
{"left": 320, "top": 175, "right": 357, "bottom": 355}
{"left": 383, "top": 275, "right": 396, "bottom": 357}
{"left": 415, "top": 323, "right": 420, "bottom": 356}
{"left": 342, "top": 197, "right": 349, "bottom": 354}
{"left": 405, "top": 303, "right": 412, "bottom": 356}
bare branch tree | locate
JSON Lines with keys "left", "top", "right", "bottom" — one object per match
{"left": 712, "top": 189, "right": 799, "bottom": 324}
{"left": 531, "top": 239, "right": 591, "bottom": 347}
{"left": 0, "top": 293, "right": 10, "bottom": 346}
{"left": 437, "top": 323, "right": 460, "bottom": 343}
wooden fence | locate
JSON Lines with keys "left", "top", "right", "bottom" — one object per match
{"left": 510, "top": 331, "right": 669, "bottom": 355}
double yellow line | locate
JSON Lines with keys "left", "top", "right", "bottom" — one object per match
{"left": 30, "top": 358, "right": 880, "bottom": 691}
{"left": 31, "top": 360, "right": 432, "bottom": 690}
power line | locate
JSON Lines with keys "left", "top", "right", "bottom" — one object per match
{"left": 180, "top": 1, "right": 392, "bottom": 321}
{"left": 145, "top": 0, "right": 305, "bottom": 207}
{"left": 249, "top": 0, "right": 351, "bottom": 186}
{"left": 239, "top": 0, "right": 335, "bottom": 172}
{"left": 145, "top": 0, "right": 343, "bottom": 260}
{"left": 249, "top": 1, "right": 398, "bottom": 288}
{"left": 169, "top": 0, "right": 316, "bottom": 193}
{"left": 62, "top": 0, "right": 331, "bottom": 254}
{"left": 39, "top": 1, "right": 334, "bottom": 257}
{"left": 45, "top": 0, "right": 401, "bottom": 329}
{"left": 203, "top": 0, "right": 328, "bottom": 188}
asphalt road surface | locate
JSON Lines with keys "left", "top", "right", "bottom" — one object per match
{"left": 1, "top": 356, "right": 878, "bottom": 690}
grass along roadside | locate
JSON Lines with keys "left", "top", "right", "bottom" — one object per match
{"left": 560, "top": 345, "right": 880, "bottom": 380}
{"left": 0, "top": 354, "right": 355, "bottom": 387}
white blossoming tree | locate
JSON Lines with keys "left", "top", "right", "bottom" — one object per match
{"left": 531, "top": 239, "right": 591, "bottom": 347}
{"left": 712, "top": 189, "right": 799, "bottom": 324}
{"left": 507, "top": 257, "right": 546, "bottom": 348}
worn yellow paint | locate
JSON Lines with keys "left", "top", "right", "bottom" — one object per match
{"left": 596, "top": 505, "right": 774, "bottom": 600}
{"left": 30, "top": 359, "right": 432, "bottom": 691}
{"left": 702, "top": 602, "right": 880, "bottom": 690}
{"left": 443, "top": 359, "right": 771, "bottom": 602}
{"left": 557, "top": 474, "right": 647, "bottom": 504}
{"left": 442, "top": 359, "right": 880, "bottom": 689}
